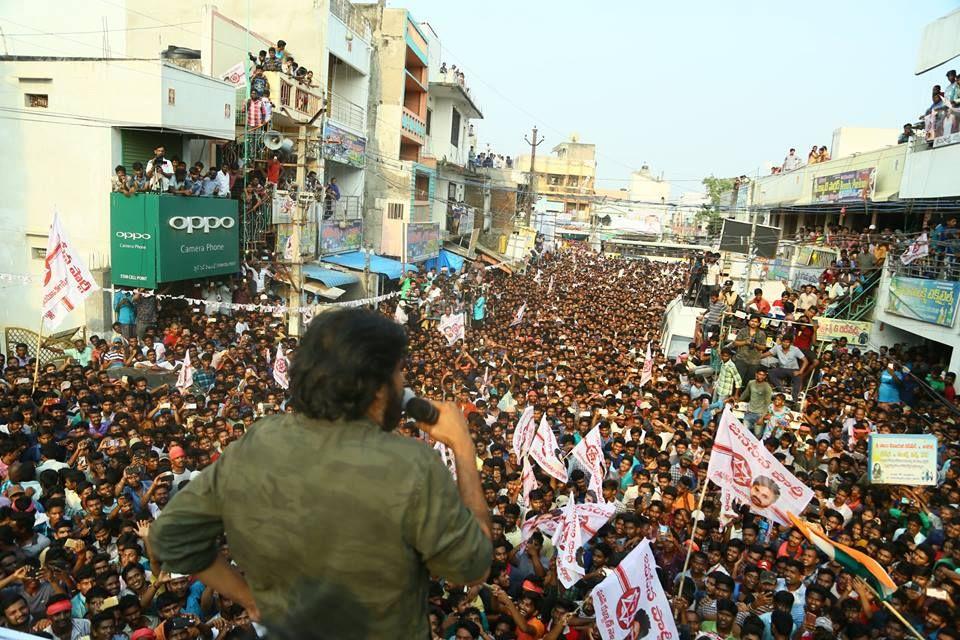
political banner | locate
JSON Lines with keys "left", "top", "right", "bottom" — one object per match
{"left": 42, "top": 211, "right": 100, "bottom": 330}
{"left": 554, "top": 494, "right": 584, "bottom": 588}
{"left": 320, "top": 219, "right": 363, "bottom": 255}
{"left": 639, "top": 342, "right": 653, "bottom": 389}
{"left": 707, "top": 407, "right": 813, "bottom": 525}
{"left": 510, "top": 303, "right": 526, "bottom": 327}
{"left": 438, "top": 311, "right": 465, "bottom": 346}
{"left": 887, "top": 275, "right": 960, "bottom": 328}
{"left": 815, "top": 318, "right": 872, "bottom": 346}
{"left": 272, "top": 191, "right": 296, "bottom": 224}
{"left": 571, "top": 425, "right": 606, "bottom": 500}
{"left": 176, "top": 349, "right": 194, "bottom": 393}
{"left": 868, "top": 434, "right": 938, "bottom": 486}
{"left": 520, "top": 455, "right": 537, "bottom": 507}
{"left": 221, "top": 62, "right": 247, "bottom": 87}
{"left": 812, "top": 168, "right": 876, "bottom": 203}
{"left": 593, "top": 539, "right": 679, "bottom": 640}
{"left": 900, "top": 233, "right": 929, "bottom": 266}
{"left": 405, "top": 222, "right": 440, "bottom": 262}
{"left": 512, "top": 406, "right": 536, "bottom": 459}
{"left": 322, "top": 121, "right": 366, "bottom": 168}
{"left": 272, "top": 344, "right": 289, "bottom": 389}
{"left": 529, "top": 415, "right": 568, "bottom": 482}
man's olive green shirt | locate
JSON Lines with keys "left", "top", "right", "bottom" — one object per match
{"left": 150, "top": 414, "right": 491, "bottom": 638}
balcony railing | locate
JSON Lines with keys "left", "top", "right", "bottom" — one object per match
{"left": 322, "top": 195, "right": 361, "bottom": 220}
{"left": 327, "top": 91, "right": 366, "bottom": 132}
{"left": 270, "top": 72, "right": 322, "bottom": 121}
{"left": 886, "top": 239, "right": 960, "bottom": 281}
{"left": 330, "top": 0, "right": 370, "bottom": 39}
{"left": 401, "top": 107, "right": 426, "bottom": 142}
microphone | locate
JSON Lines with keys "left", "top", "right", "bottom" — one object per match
{"left": 402, "top": 388, "right": 439, "bottom": 425}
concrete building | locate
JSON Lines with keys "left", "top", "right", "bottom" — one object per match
{"left": 0, "top": 57, "right": 235, "bottom": 332}
{"left": 357, "top": 5, "right": 439, "bottom": 261}
{"left": 629, "top": 165, "right": 670, "bottom": 204}
{"left": 517, "top": 136, "right": 596, "bottom": 221}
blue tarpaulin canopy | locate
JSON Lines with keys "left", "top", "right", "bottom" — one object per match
{"left": 301, "top": 265, "right": 360, "bottom": 288}
{"left": 320, "top": 251, "right": 417, "bottom": 280}
{"left": 423, "top": 249, "right": 467, "bottom": 273}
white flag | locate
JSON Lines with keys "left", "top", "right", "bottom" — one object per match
{"left": 438, "top": 312, "right": 465, "bottom": 346}
{"left": 520, "top": 455, "right": 537, "bottom": 507}
{"left": 221, "top": 62, "right": 247, "bottom": 87}
{"left": 510, "top": 303, "right": 526, "bottom": 327}
{"left": 707, "top": 407, "right": 813, "bottom": 526}
{"left": 533, "top": 269, "right": 542, "bottom": 284}
{"left": 547, "top": 274, "right": 554, "bottom": 295}
{"left": 639, "top": 341, "right": 654, "bottom": 389}
{"left": 573, "top": 501, "right": 617, "bottom": 538}
{"left": 900, "top": 232, "right": 929, "bottom": 266}
{"left": 273, "top": 344, "right": 290, "bottom": 389}
{"left": 41, "top": 211, "right": 99, "bottom": 330}
{"left": 394, "top": 303, "right": 408, "bottom": 325}
{"left": 529, "top": 415, "right": 568, "bottom": 482}
{"left": 512, "top": 406, "right": 537, "bottom": 459}
{"left": 520, "top": 509, "right": 564, "bottom": 546}
{"left": 554, "top": 493, "right": 584, "bottom": 588}
{"left": 283, "top": 234, "right": 295, "bottom": 260}
{"left": 593, "top": 539, "right": 679, "bottom": 640}
{"left": 434, "top": 441, "right": 457, "bottom": 480}
{"left": 176, "top": 349, "right": 194, "bottom": 392}
{"left": 571, "top": 425, "right": 606, "bottom": 500}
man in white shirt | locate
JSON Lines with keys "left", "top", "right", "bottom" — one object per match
{"left": 214, "top": 163, "right": 231, "bottom": 197}
{"left": 145, "top": 145, "right": 174, "bottom": 192}
{"left": 797, "top": 285, "right": 819, "bottom": 312}
{"left": 782, "top": 148, "right": 803, "bottom": 172}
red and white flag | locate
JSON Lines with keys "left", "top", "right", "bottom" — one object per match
{"left": 707, "top": 407, "right": 813, "bottom": 526}
{"left": 221, "top": 61, "right": 247, "bottom": 87}
{"left": 900, "top": 232, "right": 929, "bottom": 266}
{"left": 41, "top": 211, "right": 99, "bottom": 330}
{"left": 520, "top": 509, "right": 563, "bottom": 546}
{"left": 639, "top": 341, "right": 654, "bottom": 389}
{"left": 554, "top": 493, "right": 584, "bottom": 588}
{"left": 510, "top": 303, "right": 526, "bottom": 327}
{"left": 571, "top": 425, "right": 606, "bottom": 501}
{"left": 529, "top": 415, "right": 568, "bottom": 482}
{"left": 434, "top": 441, "right": 457, "bottom": 480}
{"left": 593, "top": 539, "right": 679, "bottom": 640}
{"left": 176, "top": 349, "right": 194, "bottom": 393}
{"left": 273, "top": 343, "right": 290, "bottom": 389}
{"left": 520, "top": 455, "right": 538, "bottom": 507}
{"left": 512, "top": 405, "right": 537, "bottom": 459}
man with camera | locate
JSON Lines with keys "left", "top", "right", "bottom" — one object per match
{"left": 146, "top": 145, "right": 174, "bottom": 193}
{"left": 150, "top": 309, "right": 492, "bottom": 638}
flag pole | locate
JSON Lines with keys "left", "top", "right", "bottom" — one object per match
{"left": 675, "top": 476, "right": 711, "bottom": 599}
{"left": 31, "top": 317, "right": 45, "bottom": 393}
{"left": 878, "top": 598, "right": 924, "bottom": 640}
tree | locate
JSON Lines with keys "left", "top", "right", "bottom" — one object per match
{"left": 697, "top": 175, "right": 736, "bottom": 237}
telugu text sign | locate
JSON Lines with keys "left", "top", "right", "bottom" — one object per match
{"left": 887, "top": 275, "right": 960, "bottom": 328}
{"left": 812, "top": 168, "right": 876, "bottom": 203}
{"left": 868, "top": 434, "right": 938, "bottom": 486}
{"left": 816, "top": 318, "right": 872, "bottom": 346}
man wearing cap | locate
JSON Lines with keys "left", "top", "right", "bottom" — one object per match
{"left": 44, "top": 593, "right": 90, "bottom": 640}
{"left": 150, "top": 309, "right": 491, "bottom": 637}
{"left": 167, "top": 447, "right": 198, "bottom": 496}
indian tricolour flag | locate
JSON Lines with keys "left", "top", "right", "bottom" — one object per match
{"left": 789, "top": 513, "right": 897, "bottom": 599}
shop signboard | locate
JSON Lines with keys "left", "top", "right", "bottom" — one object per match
{"left": 111, "top": 194, "right": 240, "bottom": 287}
{"left": 320, "top": 219, "right": 363, "bottom": 255}
{"left": 323, "top": 121, "right": 366, "bottom": 168}
{"left": 886, "top": 275, "right": 960, "bottom": 328}
{"left": 812, "top": 168, "right": 876, "bottom": 203}
{"left": 816, "top": 318, "right": 872, "bottom": 346}
{"left": 868, "top": 434, "right": 938, "bottom": 485}
{"left": 405, "top": 222, "right": 440, "bottom": 262}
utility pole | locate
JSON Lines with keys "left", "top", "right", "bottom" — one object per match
{"left": 524, "top": 126, "right": 544, "bottom": 227}
{"left": 287, "top": 124, "right": 308, "bottom": 338}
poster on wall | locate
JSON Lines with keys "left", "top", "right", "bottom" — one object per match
{"left": 272, "top": 191, "right": 296, "bottom": 224}
{"left": 274, "top": 201, "right": 318, "bottom": 258}
{"left": 323, "top": 122, "right": 366, "bottom": 168}
{"left": 887, "top": 275, "right": 960, "bottom": 328}
{"left": 812, "top": 168, "right": 876, "bottom": 203}
{"left": 320, "top": 219, "right": 363, "bottom": 255}
{"left": 868, "top": 434, "right": 938, "bottom": 485}
{"left": 405, "top": 222, "right": 440, "bottom": 262}
{"left": 816, "top": 318, "right": 872, "bottom": 346}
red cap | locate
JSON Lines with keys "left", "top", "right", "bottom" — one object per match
{"left": 130, "top": 630, "right": 157, "bottom": 640}
{"left": 168, "top": 446, "right": 186, "bottom": 460}
{"left": 758, "top": 560, "right": 773, "bottom": 570}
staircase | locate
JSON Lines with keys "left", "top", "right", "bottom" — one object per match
{"left": 822, "top": 272, "right": 881, "bottom": 321}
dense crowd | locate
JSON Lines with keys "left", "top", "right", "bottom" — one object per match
{"left": 1, "top": 243, "right": 958, "bottom": 640}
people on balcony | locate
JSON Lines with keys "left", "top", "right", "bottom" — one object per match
{"left": 781, "top": 148, "right": 803, "bottom": 172}
{"left": 897, "top": 122, "right": 916, "bottom": 144}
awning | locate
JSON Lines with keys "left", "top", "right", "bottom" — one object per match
{"left": 423, "top": 249, "right": 467, "bottom": 272}
{"left": 321, "top": 251, "right": 417, "bottom": 280}
{"left": 302, "top": 264, "right": 360, "bottom": 288}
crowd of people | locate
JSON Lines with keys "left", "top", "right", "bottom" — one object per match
{"left": 111, "top": 146, "right": 236, "bottom": 199}
{"left": 1, "top": 242, "right": 959, "bottom": 640}
{"left": 774, "top": 147, "right": 830, "bottom": 174}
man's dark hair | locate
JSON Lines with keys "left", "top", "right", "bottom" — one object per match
{"left": 289, "top": 309, "right": 407, "bottom": 421}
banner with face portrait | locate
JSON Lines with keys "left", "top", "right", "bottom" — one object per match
{"left": 706, "top": 407, "right": 813, "bottom": 526}
{"left": 571, "top": 425, "right": 606, "bottom": 501}
{"left": 593, "top": 539, "right": 678, "bottom": 640}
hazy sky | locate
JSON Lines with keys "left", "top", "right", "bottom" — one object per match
{"left": 395, "top": 0, "right": 958, "bottom": 196}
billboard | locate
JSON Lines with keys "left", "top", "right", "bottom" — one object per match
{"left": 111, "top": 194, "right": 240, "bottom": 288}
{"left": 868, "top": 434, "right": 938, "bottom": 485}
{"left": 816, "top": 318, "right": 872, "bottom": 346}
{"left": 405, "top": 222, "right": 440, "bottom": 262}
{"left": 812, "top": 168, "right": 876, "bottom": 203}
{"left": 320, "top": 219, "right": 363, "bottom": 255}
{"left": 323, "top": 121, "right": 366, "bottom": 168}
{"left": 887, "top": 275, "right": 960, "bottom": 328}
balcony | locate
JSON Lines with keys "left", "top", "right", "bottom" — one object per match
{"left": 446, "top": 202, "right": 476, "bottom": 236}
{"left": 234, "top": 72, "right": 323, "bottom": 126}
{"left": 401, "top": 107, "right": 426, "bottom": 144}
{"left": 429, "top": 71, "right": 482, "bottom": 120}
{"left": 323, "top": 195, "right": 361, "bottom": 220}
{"left": 329, "top": 0, "right": 371, "bottom": 39}
{"left": 327, "top": 91, "right": 366, "bottom": 133}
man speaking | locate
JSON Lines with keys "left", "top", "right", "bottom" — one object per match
{"left": 150, "top": 309, "right": 492, "bottom": 638}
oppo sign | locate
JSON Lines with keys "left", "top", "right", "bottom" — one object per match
{"left": 168, "top": 216, "right": 236, "bottom": 234}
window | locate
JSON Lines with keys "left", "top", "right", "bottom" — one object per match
{"left": 25, "top": 94, "right": 48, "bottom": 108}
{"left": 450, "top": 108, "right": 461, "bottom": 147}
{"left": 425, "top": 108, "right": 432, "bottom": 136}
{"left": 415, "top": 173, "right": 430, "bottom": 201}
{"left": 31, "top": 247, "right": 47, "bottom": 260}
{"left": 387, "top": 202, "right": 404, "bottom": 220}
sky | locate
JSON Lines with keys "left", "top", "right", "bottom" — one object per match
{"left": 395, "top": 0, "right": 958, "bottom": 197}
